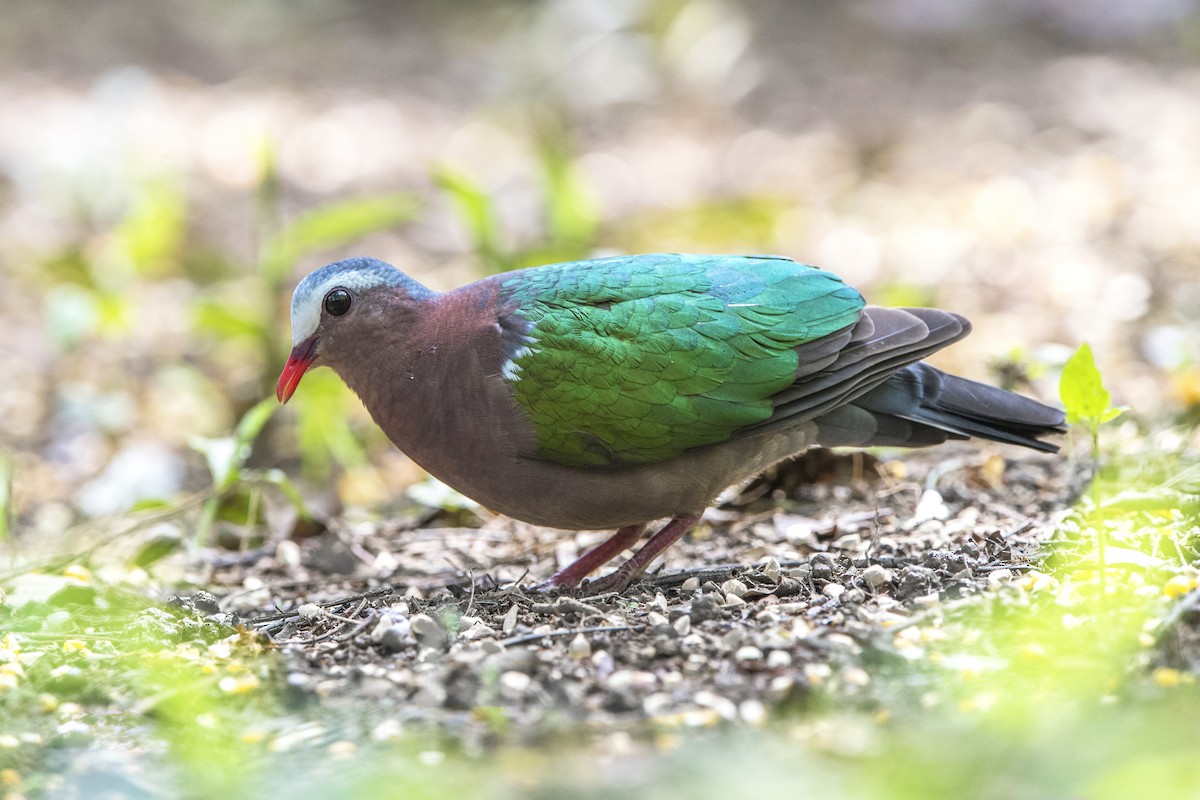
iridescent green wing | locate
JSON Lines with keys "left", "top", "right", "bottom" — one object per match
{"left": 496, "top": 253, "right": 864, "bottom": 466}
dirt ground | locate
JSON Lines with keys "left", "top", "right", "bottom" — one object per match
{"left": 205, "top": 446, "right": 1076, "bottom": 742}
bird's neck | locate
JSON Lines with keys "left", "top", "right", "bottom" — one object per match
{"left": 332, "top": 290, "right": 533, "bottom": 481}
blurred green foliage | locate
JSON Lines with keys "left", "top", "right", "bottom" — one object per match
{"left": 1060, "top": 343, "right": 1127, "bottom": 596}
{"left": 0, "top": 453, "right": 11, "bottom": 543}
{"left": 1, "top": 442, "right": 1198, "bottom": 797}
{"left": 435, "top": 123, "right": 599, "bottom": 274}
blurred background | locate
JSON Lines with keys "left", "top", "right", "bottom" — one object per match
{"left": 2, "top": 0, "right": 1198, "bottom": 536}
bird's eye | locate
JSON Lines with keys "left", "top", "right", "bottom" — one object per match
{"left": 324, "top": 288, "right": 352, "bottom": 316}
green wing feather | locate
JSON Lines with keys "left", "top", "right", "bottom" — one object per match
{"left": 497, "top": 254, "right": 864, "bottom": 466}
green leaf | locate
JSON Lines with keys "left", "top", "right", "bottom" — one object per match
{"left": 293, "top": 370, "right": 369, "bottom": 476}
{"left": 233, "top": 396, "right": 279, "bottom": 452}
{"left": 131, "top": 531, "right": 184, "bottom": 568}
{"left": 258, "top": 468, "right": 314, "bottom": 521}
{"left": 537, "top": 138, "right": 599, "bottom": 248}
{"left": 0, "top": 451, "right": 11, "bottom": 543}
{"left": 261, "top": 194, "right": 419, "bottom": 282}
{"left": 191, "top": 297, "right": 267, "bottom": 340}
{"left": 190, "top": 398, "right": 278, "bottom": 488}
{"left": 434, "top": 165, "right": 506, "bottom": 271}
{"left": 190, "top": 435, "right": 237, "bottom": 487}
{"left": 285, "top": 195, "right": 419, "bottom": 254}
{"left": 1059, "top": 342, "right": 1123, "bottom": 425}
{"left": 116, "top": 179, "right": 187, "bottom": 275}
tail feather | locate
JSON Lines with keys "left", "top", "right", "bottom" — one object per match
{"left": 818, "top": 363, "right": 1066, "bottom": 453}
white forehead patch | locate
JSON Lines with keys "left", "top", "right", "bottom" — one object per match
{"left": 288, "top": 257, "right": 431, "bottom": 345}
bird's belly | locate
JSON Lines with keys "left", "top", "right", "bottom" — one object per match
{"left": 407, "top": 425, "right": 817, "bottom": 530}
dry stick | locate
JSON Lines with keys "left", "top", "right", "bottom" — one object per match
{"left": 310, "top": 597, "right": 370, "bottom": 643}
{"left": 463, "top": 571, "right": 477, "bottom": 617}
{"left": 247, "top": 585, "right": 397, "bottom": 626}
{"left": 335, "top": 612, "right": 378, "bottom": 644}
{"left": 498, "top": 623, "right": 645, "bottom": 649}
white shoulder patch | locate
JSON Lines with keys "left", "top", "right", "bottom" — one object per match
{"left": 501, "top": 344, "right": 534, "bottom": 382}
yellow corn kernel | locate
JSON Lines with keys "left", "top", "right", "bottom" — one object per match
{"left": 218, "top": 674, "right": 261, "bottom": 695}
{"left": 1163, "top": 575, "right": 1196, "bottom": 599}
{"left": 1152, "top": 667, "right": 1184, "bottom": 688}
{"left": 63, "top": 564, "right": 92, "bottom": 583}
{"left": 242, "top": 729, "right": 268, "bottom": 745}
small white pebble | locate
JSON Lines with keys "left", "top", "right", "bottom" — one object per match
{"left": 785, "top": 522, "right": 814, "bottom": 546}
{"left": 734, "top": 645, "right": 764, "bottom": 665}
{"left": 673, "top": 615, "right": 691, "bottom": 636}
{"left": 842, "top": 667, "right": 871, "bottom": 687}
{"left": 568, "top": 633, "right": 592, "bottom": 659}
{"left": 370, "top": 719, "right": 404, "bottom": 742}
{"left": 501, "top": 604, "right": 519, "bottom": 635}
{"left": 766, "top": 650, "right": 792, "bottom": 669}
{"left": 409, "top": 614, "right": 447, "bottom": 649}
{"left": 724, "top": 593, "right": 746, "bottom": 607}
{"left": 762, "top": 557, "right": 782, "bottom": 583}
{"left": 297, "top": 603, "right": 322, "bottom": 619}
{"left": 822, "top": 583, "right": 846, "bottom": 599}
{"left": 914, "top": 489, "right": 950, "bottom": 522}
{"left": 834, "top": 533, "right": 862, "bottom": 551}
{"left": 369, "top": 617, "right": 393, "bottom": 642}
{"left": 499, "top": 671, "right": 532, "bottom": 695}
{"left": 643, "top": 692, "right": 673, "bottom": 716}
{"left": 739, "top": 699, "right": 767, "bottom": 725}
{"left": 275, "top": 540, "right": 302, "bottom": 568}
{"left": 693, "top": 691, "right": 739, "bottom": 721}
{"left": 721, "top": 578, "right": 748, "bottom": 598}
{"left": 681, "top": 577, "right": 701, "bottom": 592}
{"left": 988, "top": 569, "right": 1014, "bottom": 588}
{"left": 863, "top": 564, "right": 891, "bottom": 588}
{"left": 591, "top": 650, "right": 615, "bottom": 676}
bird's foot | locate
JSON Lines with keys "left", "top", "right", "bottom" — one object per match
{"left": 531, "top": 523, "right": 647, "bottom": 591}
{"left": 577, "top": 512, "right": 702, "bottom": 596}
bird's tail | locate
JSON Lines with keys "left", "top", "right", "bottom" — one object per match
{"left": 812, "top": 362, "right": 1067, "bottom": 452}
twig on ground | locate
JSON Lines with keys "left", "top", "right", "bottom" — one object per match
{"left": 247, "top": 585, "right": 397, "bottom": 626}
{"left": 498, "top": 623, "right": 644, "bottom": 649}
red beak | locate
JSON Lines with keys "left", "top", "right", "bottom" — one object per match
{"left": 276, "top": 337, "right": 318, "bottom": 404}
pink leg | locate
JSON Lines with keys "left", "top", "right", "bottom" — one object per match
{"left": 538, "top": 523, "right": 647, "bottom": 589}
{"left": 583, "top": 513, "right": 702, "bottom": 595}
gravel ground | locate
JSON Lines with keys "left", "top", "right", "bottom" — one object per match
{"left": 205, "top": 447, "right": 1076, "bottom": 743}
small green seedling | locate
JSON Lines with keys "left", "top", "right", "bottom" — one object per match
{"left": 0, "top": 452, "right": 11, "bottom": 543}
{"left": 1059, "top": 342, "right": 1126, "bottom": 597}
{"left": 188, "top": 397, "right": 311, "bottom": 548}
